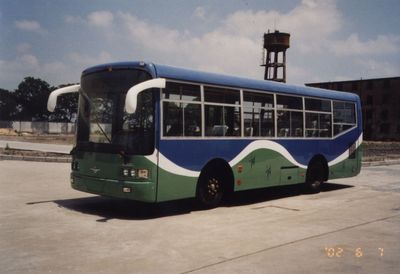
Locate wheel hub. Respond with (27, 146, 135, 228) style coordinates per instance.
(207, 178, 220, 196)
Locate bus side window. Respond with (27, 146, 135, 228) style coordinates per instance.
(203, 86, 241, 137)
(163, 102, 183, 136)
(205, 106, 240, 137)
(162, 82, 201, 137)
(333, 101, 356, 136)
(183, 103, 201, 136)
(243, 91, 274, 137)
(278, 110, 303, 137)
(305, 98, 332, 138)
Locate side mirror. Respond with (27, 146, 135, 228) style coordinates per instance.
(125, 78, 166, 114)
(47, 84, 80, 112)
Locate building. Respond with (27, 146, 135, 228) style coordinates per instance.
(306, 77, 400, 141)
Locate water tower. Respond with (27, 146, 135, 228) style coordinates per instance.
(261, 30, 290, 82)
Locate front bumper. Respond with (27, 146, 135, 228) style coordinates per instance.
(71, 173, 157, 202)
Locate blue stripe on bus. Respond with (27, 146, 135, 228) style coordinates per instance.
(158, 128, 360, 171)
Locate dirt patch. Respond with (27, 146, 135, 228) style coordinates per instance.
(0, 147, 70, 159)
(0, 134, 74, 145)
(0, 128, 18, 136)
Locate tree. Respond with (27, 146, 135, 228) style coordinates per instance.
(13, 77, 52, 121)
(2, 77, 78, 122)
(49, 84, 79, 122)
(0, 88, 17, 121)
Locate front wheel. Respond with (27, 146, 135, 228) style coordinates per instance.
(304, 161, 324, 193)
(196, 172, 223, 208)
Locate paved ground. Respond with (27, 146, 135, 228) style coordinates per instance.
(0, 160, 399, 274)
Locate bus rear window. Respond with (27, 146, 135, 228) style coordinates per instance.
(333, 101, 356, 135)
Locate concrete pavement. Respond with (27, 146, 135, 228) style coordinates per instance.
(0, 161, 399, 273)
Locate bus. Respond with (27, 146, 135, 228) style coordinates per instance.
(47, 61, 362, 208)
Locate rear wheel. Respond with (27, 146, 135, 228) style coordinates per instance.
(196, 172, 223, 208)
(305, 161, 324, 193)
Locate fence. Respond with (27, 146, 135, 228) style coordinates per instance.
(0, 121, 75, 134)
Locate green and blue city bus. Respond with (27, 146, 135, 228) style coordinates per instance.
(48, 61, 362, 207)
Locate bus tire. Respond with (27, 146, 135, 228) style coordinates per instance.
(304, 160, 325, 193)
(196, 170, 224, 208)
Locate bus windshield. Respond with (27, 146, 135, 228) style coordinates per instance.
(76, 69, 154, 155)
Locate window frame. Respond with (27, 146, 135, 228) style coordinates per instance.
(160, 79, 358, 140)
(304, 97, 333, 139)
(276, 94, 305, 138)
(161, 80, 203, 138)
(202, 85, 242, 137)
(242, 90, 275, 138)
(332, 100, 358, 137)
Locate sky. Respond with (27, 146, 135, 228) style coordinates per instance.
(1, 0, 399, 90)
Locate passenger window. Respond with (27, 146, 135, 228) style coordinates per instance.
(204, 86, 240, 105)
(205, 105, 241, 137)
(305, 98, 331, 112)
(243, 91, 274, 137)
(305, 113, 332, 137)
(277, 95, 302, 110)
(243, 107, 274, 137)
(162, 82, 202, 137)
(243, 92, 274, 108)
(183, 104, 201, 136)
(162, 82, 200, 101)
(333, 102, 356, 124)
(277, 110, 303, 137)
(163, 102, 183, 136)
(163, 102, 202, 137)
(333, 101, 356, 135)
(204, 86, 241, 137)
(334, 124, 354, 135)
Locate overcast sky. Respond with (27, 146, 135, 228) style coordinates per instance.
(1, 0, 399, 90)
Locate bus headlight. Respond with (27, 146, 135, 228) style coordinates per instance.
(122, 168, 149, 179)
(123, 169, 129, 176)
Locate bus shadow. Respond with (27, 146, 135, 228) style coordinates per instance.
(52, 196, 195, 221)
(47, 182, 353, 221)
(222, 182, 353, 207)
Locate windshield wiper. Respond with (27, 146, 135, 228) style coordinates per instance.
(80, 89, 112, 144)
(80, 89, 130, 163)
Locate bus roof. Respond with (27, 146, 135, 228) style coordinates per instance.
(82, 61, 359, 102)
